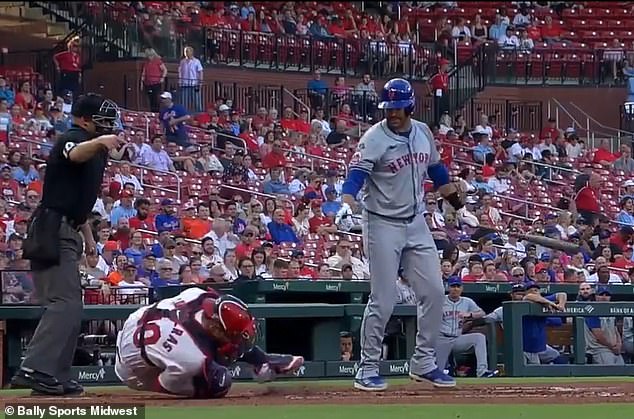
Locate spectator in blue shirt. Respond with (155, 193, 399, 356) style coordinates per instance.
(12, 155, 39, 186)
(321, 186, 342, 217)
(155, 199, 180, 233)
(268, 209, 300, 244)
(110, 190, 137, 226)
(136, 254, 160, 285)
(263, 167, 291, 196)
(0, 76, 15, 106)
(152, 259, 181, 288)
(158, 91, 191, 147)
(489, 14, 508, 41)
(307, 70, 328, 109)
(472, 131, 495, 164)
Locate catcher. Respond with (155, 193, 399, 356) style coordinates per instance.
(115, 287, 304, 398)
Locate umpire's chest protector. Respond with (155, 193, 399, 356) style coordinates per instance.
(357, 120, 439, 219)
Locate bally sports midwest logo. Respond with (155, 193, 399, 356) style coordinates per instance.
(77, 367, 107, 382)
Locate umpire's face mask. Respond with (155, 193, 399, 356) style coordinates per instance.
(92, 99, 121, 135)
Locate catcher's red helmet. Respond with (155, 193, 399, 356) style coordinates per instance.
(202, 295, 256, 350)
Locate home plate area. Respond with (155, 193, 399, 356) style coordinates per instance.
(5, 382, 634, 406)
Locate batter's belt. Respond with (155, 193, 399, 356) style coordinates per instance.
(365, 209, 418, 224)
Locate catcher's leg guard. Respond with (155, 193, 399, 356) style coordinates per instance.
(266, 354, 304, 374)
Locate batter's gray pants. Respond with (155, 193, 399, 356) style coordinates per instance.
(356, 212, 444, 380)
(21, 219, 84, 382)
(435, 333, 489, 377)
(524, 345, 560, 364)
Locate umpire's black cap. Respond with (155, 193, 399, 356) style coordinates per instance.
(511, 284, 525, 293)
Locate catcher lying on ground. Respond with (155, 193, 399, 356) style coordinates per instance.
(115, 287, 304, 398)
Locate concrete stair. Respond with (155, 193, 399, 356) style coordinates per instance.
(0, 2, 69, 41)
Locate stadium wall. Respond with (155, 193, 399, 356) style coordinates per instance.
(477, 86, 625, 130)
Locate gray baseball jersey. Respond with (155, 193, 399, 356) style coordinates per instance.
(349, 119, 440, 219)
(440, 296, 483, 337)
(584, 317, 619, 354)
(352, 117, 446, 380)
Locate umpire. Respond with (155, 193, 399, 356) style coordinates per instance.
(11, 93, 122, 396)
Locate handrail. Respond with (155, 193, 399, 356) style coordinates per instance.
(495, 193, 562, 214)
(218, 184, 295, 215)
(283, 88, 311, 122)
(280, 148, 348, 177)
(551, 99, 621, 143)
(569, 101, 634, 141)
(107, 160, 182, 201)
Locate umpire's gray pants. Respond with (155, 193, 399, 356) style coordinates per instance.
(435, 333, 489, 377)
(22, 219, 83, 382)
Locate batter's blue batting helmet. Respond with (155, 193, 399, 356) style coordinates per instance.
(378, 78, 415, 113)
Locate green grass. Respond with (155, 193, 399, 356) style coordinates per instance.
(142, 405, 634, 419)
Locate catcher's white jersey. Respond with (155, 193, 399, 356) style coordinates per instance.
(115, 287, 211, 397)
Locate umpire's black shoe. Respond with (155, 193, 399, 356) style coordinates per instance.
(31, 380, 85, 397)
(10, 368, 64, 395)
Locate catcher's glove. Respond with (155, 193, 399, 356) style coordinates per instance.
(437, 182, 465, 211)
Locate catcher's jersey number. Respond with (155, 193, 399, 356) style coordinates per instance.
(133, 322, 184, 352)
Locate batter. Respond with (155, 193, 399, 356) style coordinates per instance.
(342, 78, 463, 391)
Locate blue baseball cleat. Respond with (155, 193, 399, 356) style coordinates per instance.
(409, 368, 456, 388)
(353, 375, 388, 391)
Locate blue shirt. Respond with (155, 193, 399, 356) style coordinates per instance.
(321, 201, 342, 217)
(155, 213, 180, 232)
(159, 104, 189, 138)
(617, 211, 634, 226)
(263, 180, 290, 195)
(150, 243, 164, 259)
(149, 275, 181, 289)
(110, 205, 137, 226)
(0, 88, 15, 106)
(12, 167, 39, 186)
(489, 23, 508, 41)
(233, 218, 247, 235)
(307, 79, 328, 95)
(124, 247, 146, 267)
(522, 294, 556, 353)
(473, 144, 494, 163)
(267, 221, 300, 244)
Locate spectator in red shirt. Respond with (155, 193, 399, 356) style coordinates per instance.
(610, 226, 634, 253)
(234, 225, 261, 260)
(540, 117, 559, 141)
(129, 197, 156, 234)
(540, 15, 562, 43)
(14, 81, 35, 112)
(241, 11, 258, 31)
(295, 109, 311, 134)
(239, 119, 260, 154)
(53, 36, 82, 96)
(252, 107, 269, 130)
(140, 48, 167, 112)
(0, 165, 19, 201)
(308, 200, 337, 235)
(290, 249, 316, 278)
(10, 104, 25, 127)
(593, 139, 617, 166)
(461, 259, 484, 282)
(328, 17, 347, 38)
(262, 139, 287, 169)
(574, 172, 602, 222)
(280, 107, 298, 131)
(194, 106, 219, 129)
(428, 58, 450, 123)
(337, 104, 356, 128)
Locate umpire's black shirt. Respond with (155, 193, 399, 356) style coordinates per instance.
(40, 125, 108, 226)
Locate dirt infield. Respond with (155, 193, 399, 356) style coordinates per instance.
(4, 381, 634, 406)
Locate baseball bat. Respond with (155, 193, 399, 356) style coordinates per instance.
(520, 234, 581, 254)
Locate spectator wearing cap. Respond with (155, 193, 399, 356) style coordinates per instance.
(159, 92, 191, 147)
(0, 164, 19, 200)
(290, 249, 315, 278)
(309, 200, 337, 235)
(234, 225, 261, 260)
(136, 254, 159, 285)
(621, 179, 634, 201)
(154, 199, 180, 233)
(110, 190, 137, 226)
(584, 286, 625, 365)
(263, 166, 290, 196)
(267, 209, 300, 245)
(428, 58, 450, 124)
